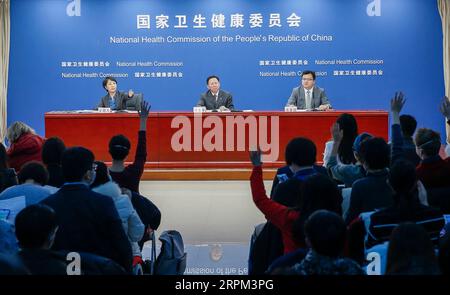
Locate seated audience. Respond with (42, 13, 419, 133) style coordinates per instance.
(345, 137, 393, 224)
(326, 125, 372, 187)
(250, 148, 342, 254)
(398, 114, 421, 166)
(386, 222, 440, 275)
(91, 161, 145, 258)
(40, 147, 132, 272)
(6, 121, 45, 172)
(271, 137, 328, 207)
(0, 161, 53, 206)
(251, 138, 325, 274)
(109, 101, 150, 193)
(290, 210, 364, 275)
(367, 160, 445, 248)
(271, 137, 328, 198)
(414, 127, 450, 189)
(323, 113, 358, 167)
(14, 204, 67, 275)
(0, 144, 18, 193)
(42, 137, 66, 188)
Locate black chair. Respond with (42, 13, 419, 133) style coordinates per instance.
(427, 186, 450, 214)
(126, 93, 143, 111)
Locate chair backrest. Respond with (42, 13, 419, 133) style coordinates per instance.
(125, 93, 143, 111)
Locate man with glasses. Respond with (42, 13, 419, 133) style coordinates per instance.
(41, 147, 132, 272)
(286, 70, 331, 110)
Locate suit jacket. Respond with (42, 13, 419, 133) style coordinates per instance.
(98, 91, 130, 110)
(286, 86, 330, 109)
(40, 183, 132, 272)
(196, 89, 234, 110)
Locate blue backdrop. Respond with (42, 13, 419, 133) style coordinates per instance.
(7, 0, 445, 139)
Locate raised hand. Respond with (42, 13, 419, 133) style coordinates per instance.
(390, 91, 405, 114)
(139, 100, 151, 119)
(331, 122, 343, 143)
(249, 149, 262, 166)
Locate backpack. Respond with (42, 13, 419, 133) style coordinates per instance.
(153, 230, 187, 275)
(248, 222, 284, 275)
(131, 192, 161, 249)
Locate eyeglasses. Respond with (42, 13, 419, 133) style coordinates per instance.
(302, 78, 314, 81)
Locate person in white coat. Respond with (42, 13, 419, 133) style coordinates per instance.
(91, 161, 144, 257)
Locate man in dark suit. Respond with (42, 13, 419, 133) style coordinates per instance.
(97, 76, 134, 110)
(196, 75, 234, 111)
(41, 147, 132, 272)
(286, 70, 331, 110)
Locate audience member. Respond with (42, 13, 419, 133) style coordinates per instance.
(109, 101, 150, 193)
(250, 149, 342, 253)
(42, 137, 66, 188)
(414, 128, 450, 189)
(323, 113, 358, 166)
(41, 147, 132, 272)
(326, 124, 372, 187)
(398, 114, 421, 166)
(271, 137, 327, 207)
(0, 161, 52, 206)
(290, 210, 364, 275)
(345, 137, 393, 224)
(14, 204, 67, 275)
(6, 121, 45, 172)
(0, 144, 18, 193)
(386, 222, 440, 275)
(91, 161, 145, 258)
(271, 137, 328, 198)
(367, 160, 444, 248)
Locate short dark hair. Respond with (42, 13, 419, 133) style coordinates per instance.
(108, 135, 131, 160)
(304, 210, 346, 257)
(285, 137, 317, 166)
(206, 75, 220, 85)
(415, 128, 441, 157)
(62, 147, 94, 182)
(42, 137, 66, 165)
(292, 174, 343, 244)
(359, 137, 390, 170)
(18, 161, 49, 185)
(15, 204, 57, 249)
(301, 70, 316, 80)
(102, 76, 117, 90)
(389, 160, 417, 202)
(399, 115, 417, 138)
(90, 161, 109, 188)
